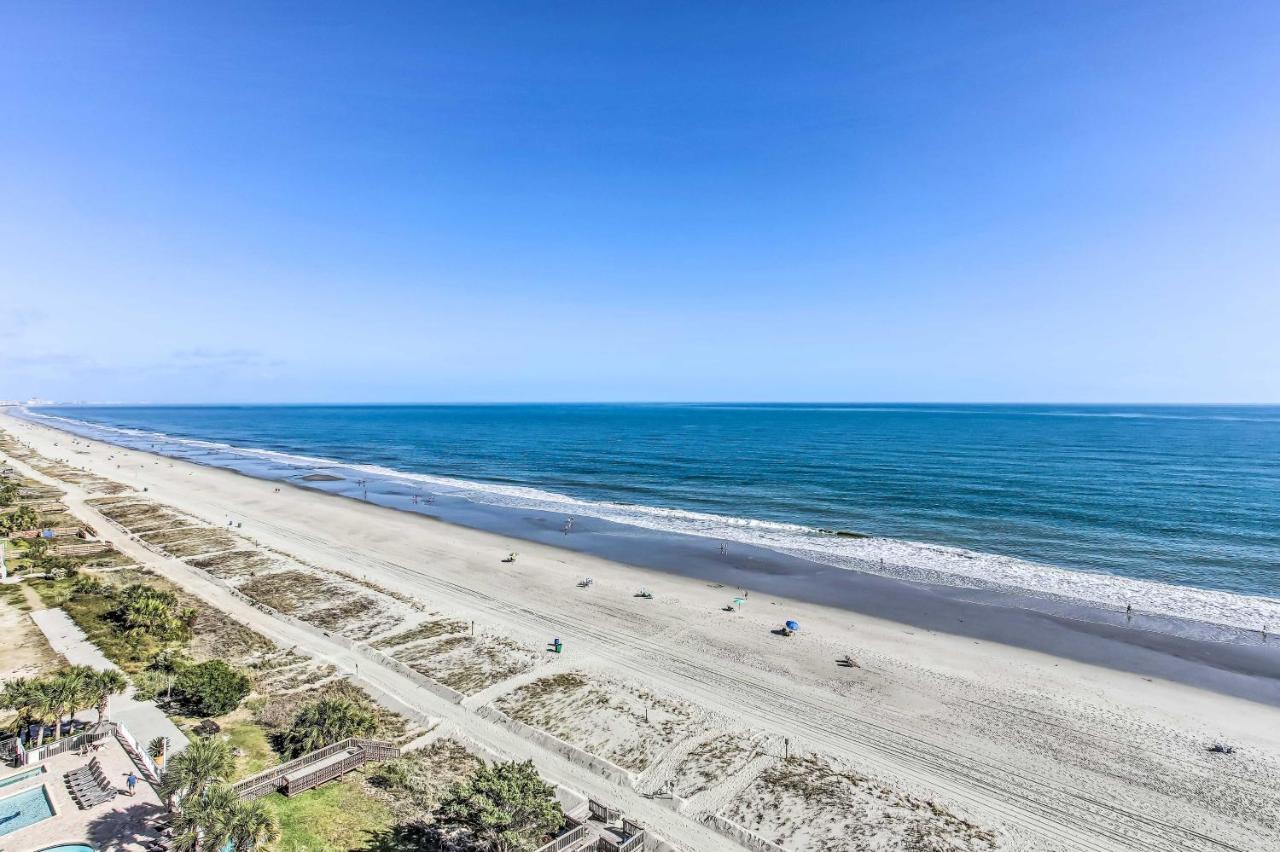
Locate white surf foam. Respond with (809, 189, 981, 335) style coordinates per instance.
(20, 407, 1280, 633)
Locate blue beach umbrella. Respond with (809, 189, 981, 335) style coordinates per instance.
(785, 620, 800, 632)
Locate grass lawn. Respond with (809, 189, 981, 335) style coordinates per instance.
(223, 713, 278, 777)
(263, 772, 396, 852)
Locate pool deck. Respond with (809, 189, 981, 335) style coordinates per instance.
(0, 737, 164, 852)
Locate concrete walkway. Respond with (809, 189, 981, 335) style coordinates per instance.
(30, 607, 189, 756)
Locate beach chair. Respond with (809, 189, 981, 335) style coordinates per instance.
(79, 785, 117, 808)
(65, 767, 100, 795)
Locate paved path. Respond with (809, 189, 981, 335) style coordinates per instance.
(30, 607, 189, 756)
(9, 457, 737, 850)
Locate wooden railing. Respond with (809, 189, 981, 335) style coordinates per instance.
(588, 798, 621, 824)
(22, 727, 112, 764)
(232, 738, 399, 800)
(605, 832, 645, 852)
(351, 738, 400, 760)
(533, 824, 588, 852)
(284, 750, 364, 796)
(232, 739, 356, 794)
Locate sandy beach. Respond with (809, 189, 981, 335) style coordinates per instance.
(4, 408, 1280, 851)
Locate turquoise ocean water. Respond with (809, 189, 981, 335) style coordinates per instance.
(24, 404, 1280, 630)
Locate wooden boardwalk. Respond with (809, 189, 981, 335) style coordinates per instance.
(232, 737, 399, 800)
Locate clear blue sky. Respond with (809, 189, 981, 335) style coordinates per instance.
(2, 2, 1278, 403)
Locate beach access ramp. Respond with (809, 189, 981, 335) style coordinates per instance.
(232, 737, 399, 799)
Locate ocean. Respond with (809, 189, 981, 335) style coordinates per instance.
(21, 403, 1280, 633)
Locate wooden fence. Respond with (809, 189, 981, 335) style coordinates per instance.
(533, 824, 589, 852)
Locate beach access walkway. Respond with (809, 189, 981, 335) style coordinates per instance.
(231, 737, 399, 800)
(30, 607, 189, 757)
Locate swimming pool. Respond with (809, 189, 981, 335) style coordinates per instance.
(39, 845, 95, 852)
(0, 765, 46, 788)
(0, 784, 54, 836)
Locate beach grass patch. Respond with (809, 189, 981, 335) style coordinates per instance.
(722, 754, 998, 851)
(372, 618, 468, 649)
(399, 634, 541, 696)
(496, 672, 702, 772)
(263, 771, 395, 852)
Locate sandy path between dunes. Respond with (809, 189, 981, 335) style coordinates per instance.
(5, 410, 1280, 852)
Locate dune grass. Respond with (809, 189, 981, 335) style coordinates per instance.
(262, 772, 395, 852)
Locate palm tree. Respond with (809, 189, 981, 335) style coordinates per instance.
(85, 668, 128, 722)
(159, 736, 236, 809)
(223, 796, 279, 852)
(125, 595, 177, 637)
(0, 678, 36, 740)
(23, 680, 57, 747)
(168, 783, 236, 852)
(26, 536, 49, 560)
(282, 696, 377, 758)
(168, 782, 278, 852)
(47, 666, 92, 740)
(151, 649, 191, 701)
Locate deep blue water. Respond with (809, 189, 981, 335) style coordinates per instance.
(31, 403, 1280, 603)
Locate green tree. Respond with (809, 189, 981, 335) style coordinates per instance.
(0, 678, 39, 740)
(26, 680, 57, 747)
(437, 760, 565, 852)
(47, 666, 92, 740)
(282, 696, 377, 758)
(173, 660, 250, 716)
(2, 505, 40, 533)
(0, 481, 19, 506)
(169, 782, 278, 852)
(150, 648, 191, 701)
(159, 735, 236, 808)
(85, 668, 128, 722)
(218, 788, 280, 852)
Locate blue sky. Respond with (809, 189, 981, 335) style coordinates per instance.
(2, 2, 1278, 403)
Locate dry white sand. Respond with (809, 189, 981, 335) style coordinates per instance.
(4, 410, 1280, 852)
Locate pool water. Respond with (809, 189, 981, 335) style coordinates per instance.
(0, 784, 54, 836)
(0, 766, 45, 788)
(40, 846, 96, 852)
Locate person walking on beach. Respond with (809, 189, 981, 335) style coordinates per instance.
(126, 771, 138, 796)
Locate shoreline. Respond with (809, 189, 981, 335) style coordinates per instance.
(19, 405, 1280, 637)
(7, 406, 1280, 705)
(6, 407, 1280, 849)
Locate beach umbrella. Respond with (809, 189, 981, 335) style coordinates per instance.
(785, 620, 800, 632)
(733, 597, 745, 610)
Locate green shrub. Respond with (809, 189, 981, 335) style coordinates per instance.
(438, 760, 564, 851)
(282, 697, 377, 758)
(130, 669, 169, 703)
(174, 660, 250, 717)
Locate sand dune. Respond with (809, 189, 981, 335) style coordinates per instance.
(4, 409, 1279, 851)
